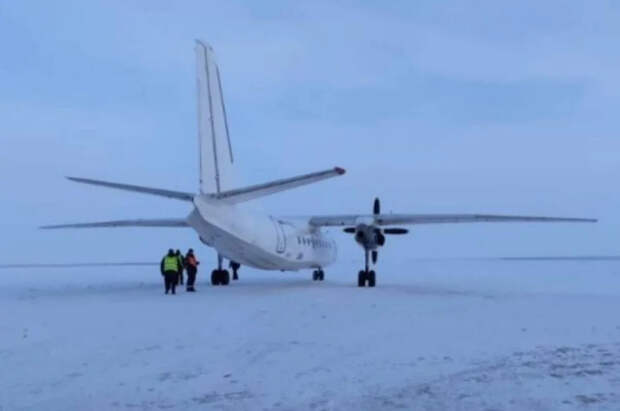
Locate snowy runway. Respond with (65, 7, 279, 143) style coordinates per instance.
(2, 259, 620, 410)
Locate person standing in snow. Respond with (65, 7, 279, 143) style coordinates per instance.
(175, 249, 185, 285)
(185, 249, 200, 292)
(161, 249, 180, 295)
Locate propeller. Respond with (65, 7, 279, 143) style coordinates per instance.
(374, 197, 380, 215)
(376, 197, 409, 235)
(341, 198, 411, 271)
(342, 198, 408, 244)
(384, 228, 409, 235)
(375, 228, 386, 246)
(373, 199, 382, 264)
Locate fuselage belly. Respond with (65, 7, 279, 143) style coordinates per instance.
(187, 197, 337, 271)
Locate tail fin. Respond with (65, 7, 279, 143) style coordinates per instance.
(195, 40, 236, 194)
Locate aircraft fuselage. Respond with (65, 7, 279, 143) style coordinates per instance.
(187, 195, 337, 271)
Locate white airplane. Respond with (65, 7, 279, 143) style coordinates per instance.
(43, 40, 597, 287)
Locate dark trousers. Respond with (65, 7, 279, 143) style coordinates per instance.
(178, 269, 184, 285)
(164, 271, 177, 294)
(186, 266, 197, 290)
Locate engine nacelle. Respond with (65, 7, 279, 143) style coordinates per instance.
(354, 224, 385, 250)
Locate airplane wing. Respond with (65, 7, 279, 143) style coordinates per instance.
(41, 218, 189, 229)
(309, 214, 597, 227)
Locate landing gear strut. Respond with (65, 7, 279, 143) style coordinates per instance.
(357, 250, 376, 288)
(230, 261, 241, 281)
(211, 254, 231, 286)
(312, 268, 325, 281)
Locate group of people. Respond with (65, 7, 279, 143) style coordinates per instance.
(160, 249, 200, 294)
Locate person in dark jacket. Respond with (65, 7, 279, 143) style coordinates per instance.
(185, 249, 200, 292)
(161, 249, 180, 295)
(175, 249, 185, 285)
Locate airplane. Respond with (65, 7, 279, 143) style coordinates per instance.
(42, 40, 597, 288)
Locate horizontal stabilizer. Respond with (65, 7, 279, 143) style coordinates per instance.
(41, 218, 189, 229)
(67, 177, 194, 202)
(310, 214, 597, 227)
(210, 167, 346, 203)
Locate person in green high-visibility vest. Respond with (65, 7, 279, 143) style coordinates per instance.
(160, 249, 180, 295)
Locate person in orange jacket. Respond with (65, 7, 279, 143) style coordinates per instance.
(185, 249, 200, 292)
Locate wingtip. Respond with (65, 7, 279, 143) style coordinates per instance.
(334, 167, 346, 175)
(578, 218, 598, 223)
(576, 218, 597, 223)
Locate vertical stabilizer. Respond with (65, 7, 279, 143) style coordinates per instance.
(195, 40, 236, 194)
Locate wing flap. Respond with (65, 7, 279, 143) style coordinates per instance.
(41, 218, 189, 229)
(310, 214, 597, 227)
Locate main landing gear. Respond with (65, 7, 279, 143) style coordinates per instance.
(211, 255, 230, 286)
(358, 250, 376, 287)
(312, 269, 325, 281)
(230, 261, 241, 281)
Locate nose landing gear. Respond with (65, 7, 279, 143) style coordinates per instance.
(312, 269, 325, 281)
(357, 249, 376, 288)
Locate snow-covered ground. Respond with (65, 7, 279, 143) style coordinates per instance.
(2, 258, 620, 410)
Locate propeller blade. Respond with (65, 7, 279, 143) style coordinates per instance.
(372, 250, 378, 264)
(384, 228, 409, 235)
(343, 227, 356, 234)
(374, 197, 381, 215)
(377, 232, 386, 246)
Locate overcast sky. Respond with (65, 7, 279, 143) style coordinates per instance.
(0, 1, 617, 266)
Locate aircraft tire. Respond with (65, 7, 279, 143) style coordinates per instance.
(312, 270, 318, 281)
(211, 270, 220, 286)
(368, 271, 376, 287)
(318, 270, 325, 281)
(358, 271, 367, 287)
(221, 270, 230, 285)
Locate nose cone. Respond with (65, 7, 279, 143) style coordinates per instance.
(354, 224, 383, 250)
(355, 230, 365, 242)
